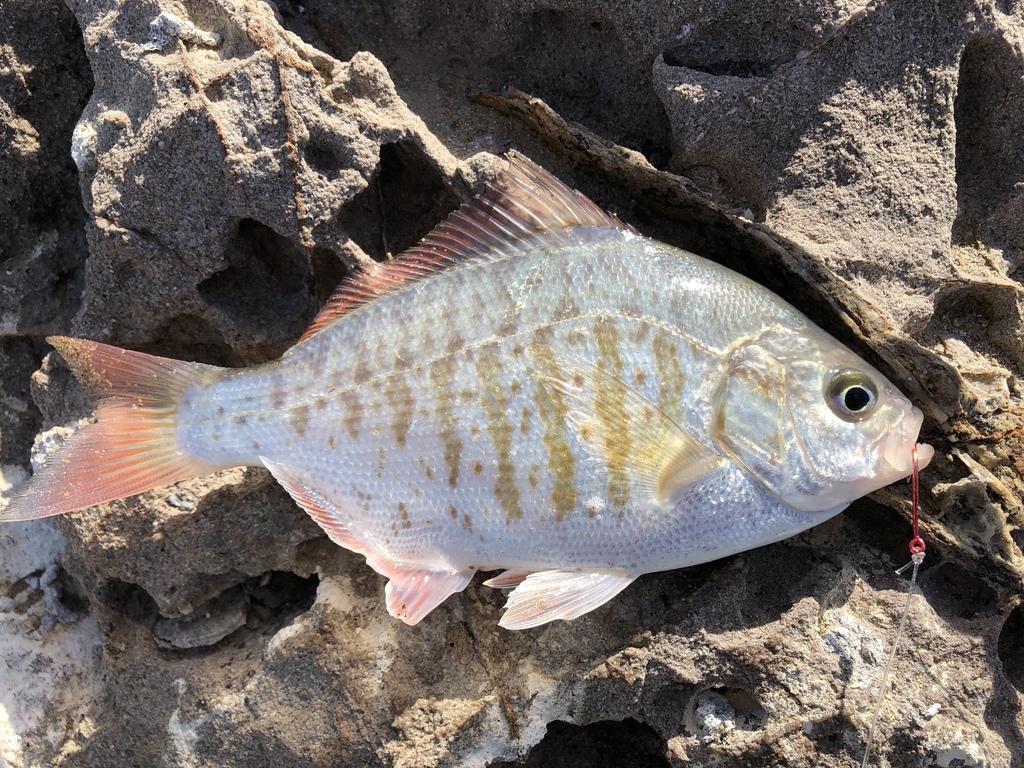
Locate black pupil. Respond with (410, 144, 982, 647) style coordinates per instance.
(843, 386, 871, 412)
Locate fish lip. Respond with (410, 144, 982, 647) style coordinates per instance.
(915, 442, 935, 470)
(881, 406, 933, 475)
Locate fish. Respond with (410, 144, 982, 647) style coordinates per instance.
(0, 153, 934, 630)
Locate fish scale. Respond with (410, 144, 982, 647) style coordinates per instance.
(1, 153, 933, 629)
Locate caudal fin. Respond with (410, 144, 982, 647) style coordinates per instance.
(1, 337, 223, 522)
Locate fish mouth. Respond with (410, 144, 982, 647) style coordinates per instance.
(881, 406, 934, 475)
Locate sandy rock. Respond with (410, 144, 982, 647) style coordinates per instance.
(68, 0, 459, 358)
(0, 1, 91, 338)
(1, 0, 1023, 766)
(0, 516, 103, 768)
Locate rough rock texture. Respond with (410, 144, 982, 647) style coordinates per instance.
(1, 0, 1024, 766)
(66, 0, 459, 360)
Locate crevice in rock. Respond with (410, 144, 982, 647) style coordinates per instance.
(302, 122, 353, 180)
(377, 140, 461, 256)
(310, 245, 349, 307)
(983, 679, 1024, 764)
(335, 139, 459, 262)
(998, 602, 1024, 693)
(0, 0, 92, 335)
(682, 686, 767, 746)
(660, 52, 785, 79)
(203, 78, 229, 103)
(51, 565, 90, 620)
(1011, 526, 1024, 561)
(0, 337, 46, 468)
(918, 561, 997, 621)
(797, 714, 867, 762)
(710, 687, 766, 732)
(98, 579, 160, 622)
(246, 570, 319, 629)
(146, 312, 238, 367)
(197, 218, 318, 351)
(951, 33, 1024, 251)
(640, 679, 694, 740)
(489, 718, 669, 768)
(154, 571, 318, 653)
(502, 9, 672, 167)
(844, 499, 920, 574)
(926, 282, 1024, 374)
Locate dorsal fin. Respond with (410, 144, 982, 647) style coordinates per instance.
(298, 151, 636, 342)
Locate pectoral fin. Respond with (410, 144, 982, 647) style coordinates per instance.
(499, 569, 636, 630)
(533, 350, 722, 504)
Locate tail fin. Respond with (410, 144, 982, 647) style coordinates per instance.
(1, 337, 223, 522)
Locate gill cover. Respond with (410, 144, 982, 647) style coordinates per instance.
(712, 326, 927, 513)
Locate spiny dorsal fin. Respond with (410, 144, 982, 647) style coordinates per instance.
(298, 152, 636, 342)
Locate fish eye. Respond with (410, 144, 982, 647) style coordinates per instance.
(825, 370, 878, 421)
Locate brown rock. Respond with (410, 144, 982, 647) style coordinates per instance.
(1, 0, 1022, 766)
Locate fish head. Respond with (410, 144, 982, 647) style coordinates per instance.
(715, 326, 933, 513)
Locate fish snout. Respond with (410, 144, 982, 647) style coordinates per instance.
(914, 442, 935, 470)
(880, 405, 932, 475)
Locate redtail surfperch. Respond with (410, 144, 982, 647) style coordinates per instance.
(1, 154, 933, 629)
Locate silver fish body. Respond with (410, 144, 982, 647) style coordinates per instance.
(2, 155, 933, 629)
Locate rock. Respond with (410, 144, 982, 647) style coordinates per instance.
(0, 516, 103, 767)
(1, 0, 1023, 766)
(68, 0, 459, 359)
(0, 1, 91, 338)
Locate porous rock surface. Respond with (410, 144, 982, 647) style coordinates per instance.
(1, 0, 1023, 766)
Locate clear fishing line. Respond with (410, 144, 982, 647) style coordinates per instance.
(861, 444, 923, 768)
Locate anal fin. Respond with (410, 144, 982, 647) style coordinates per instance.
(384, 566, 474, 625)
(261, 456, 472, 625)
(499, 569, 636, 630)
(260, 456, 371, 557)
